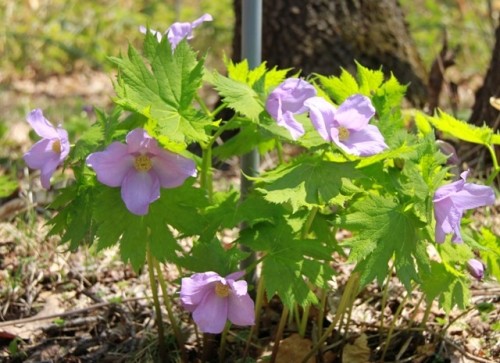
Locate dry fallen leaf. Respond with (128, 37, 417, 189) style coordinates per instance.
(4, 293, 63, 340)
(342, 333, 371, 363)
(276, 333, 315, 363)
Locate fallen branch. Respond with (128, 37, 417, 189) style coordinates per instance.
(0, 296, 149, 329)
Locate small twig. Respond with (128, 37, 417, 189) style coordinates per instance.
(0, 296, 148, 329)
(270, 306, 289, 363)
(443, 336, 497, 363)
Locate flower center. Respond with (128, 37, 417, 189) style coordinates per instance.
(338, 127, 350, 141)
(134, 155, 152, 172)
(51, 139, 62, 154)
(214, 282, 230, 297)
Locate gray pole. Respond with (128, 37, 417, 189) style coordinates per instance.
(240, 0, 262, 282)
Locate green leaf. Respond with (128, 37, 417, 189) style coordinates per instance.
(356, 143, 417, 168)
(315, 70, 359, 104)
(479, 228, 500, 281)
(47, 183, 97, 250)
(178, 238, 248, 276)
(256, 155, 364, 211)
(429, 110, 493, 145)
(240, 221, 333, 307)
(0, 174, 18, 198)
(110, 35, 209, 144)
(207, 70, 264, 121)
(92, 181, 206, 271)
(356, 62, 384, 95)
(414, 111, 433, 136)
(340, 195, 427, 289)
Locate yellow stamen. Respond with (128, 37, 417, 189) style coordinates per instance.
(51, 139, 62, 154)
(134, 155, 152, 172)
(338, 127, 350, 141)
(215, 282, 230, 297)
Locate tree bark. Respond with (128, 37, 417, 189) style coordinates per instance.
(469, 20, 500, 129)
(232, 0, 428, 105)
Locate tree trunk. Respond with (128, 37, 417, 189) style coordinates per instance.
(469, 20, 500, 129)
(232, 0, 428, 105)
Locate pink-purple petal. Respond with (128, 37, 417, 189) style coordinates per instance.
(180, 273, 221, 311)
(334, 94, 375, 130)
(24, 139, 55, 169)
(192, 292, 228, 334)
(343, 125, 388, 156)
(126, 128, 156, 154)
(191, 13, 213, 28)
(452, 184, 496, 210)
(120, 170, 160, 215)
(86, 143, 133, 187)
(40, 156, 62, 189)
(434, 198, 463, 243)
(225, 271, 246, 281)
(303, 96, 336, 141)
(26, 109, 60, 139)
(279, 111, 305, 140)
(227, 293, 255, 326)
(151, 151, 197, 188)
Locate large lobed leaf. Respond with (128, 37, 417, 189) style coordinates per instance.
(255, 155, 364, 212)
(110, 33, 210, 144)
(339, 194, 429, 290)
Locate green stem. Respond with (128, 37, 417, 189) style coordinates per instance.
(486, 144, 500, 185)
(210, 101, 229, 119)
(302, 207, 318, 239)
(153, 258, 185, 359)
(146, 246, 167, 362)
(379, 262, 394, 333)
(243, 274, 265, 359)
(301, 272, 360, 363)
(275, 137, 285, 164)
(219, 321, 231, 362)
(317, 288, 327, 342)
(299, 304, 310, 338)
(200, 145, 214, 202)
(270, 306, 289, 363)
(381, 292, 409, 361)
(419, 300, 433, 329)
(195, 94, 212, 116)
(199, 116, 237, 202)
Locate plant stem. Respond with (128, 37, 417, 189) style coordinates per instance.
(317, 288, 327, 343)
(275, 137, 285, 164)
(302, 207, 318, 239)
(243, 274, 265, 359)
(219, 321, 231, 362)
(301, 272, 360, 363)
(379, 262, 394, 333)
(153, 258, 185, 360)
(299, 304, 310, 338)
(486, 144, 500, 185)
(381, 291, 409, 361)
(146, 246, 167, 362)
(270, 306, 289, 363)
(200, 145, 213, 202)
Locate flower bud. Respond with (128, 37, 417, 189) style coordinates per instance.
(467, 259, 485, 280)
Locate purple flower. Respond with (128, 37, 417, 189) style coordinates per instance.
(266, 78, 317, 139)
(180, 271, 255, 334)
(23, 109, 70, 189)
(86, 128, 197, 216)
(139, 13, 213, 49)
(303, 95, 388, 156)
(466, 259, 485, 280)
(433, 170, 495, 243)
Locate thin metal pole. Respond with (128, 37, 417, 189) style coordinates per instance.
(240, 0, 262, 282)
